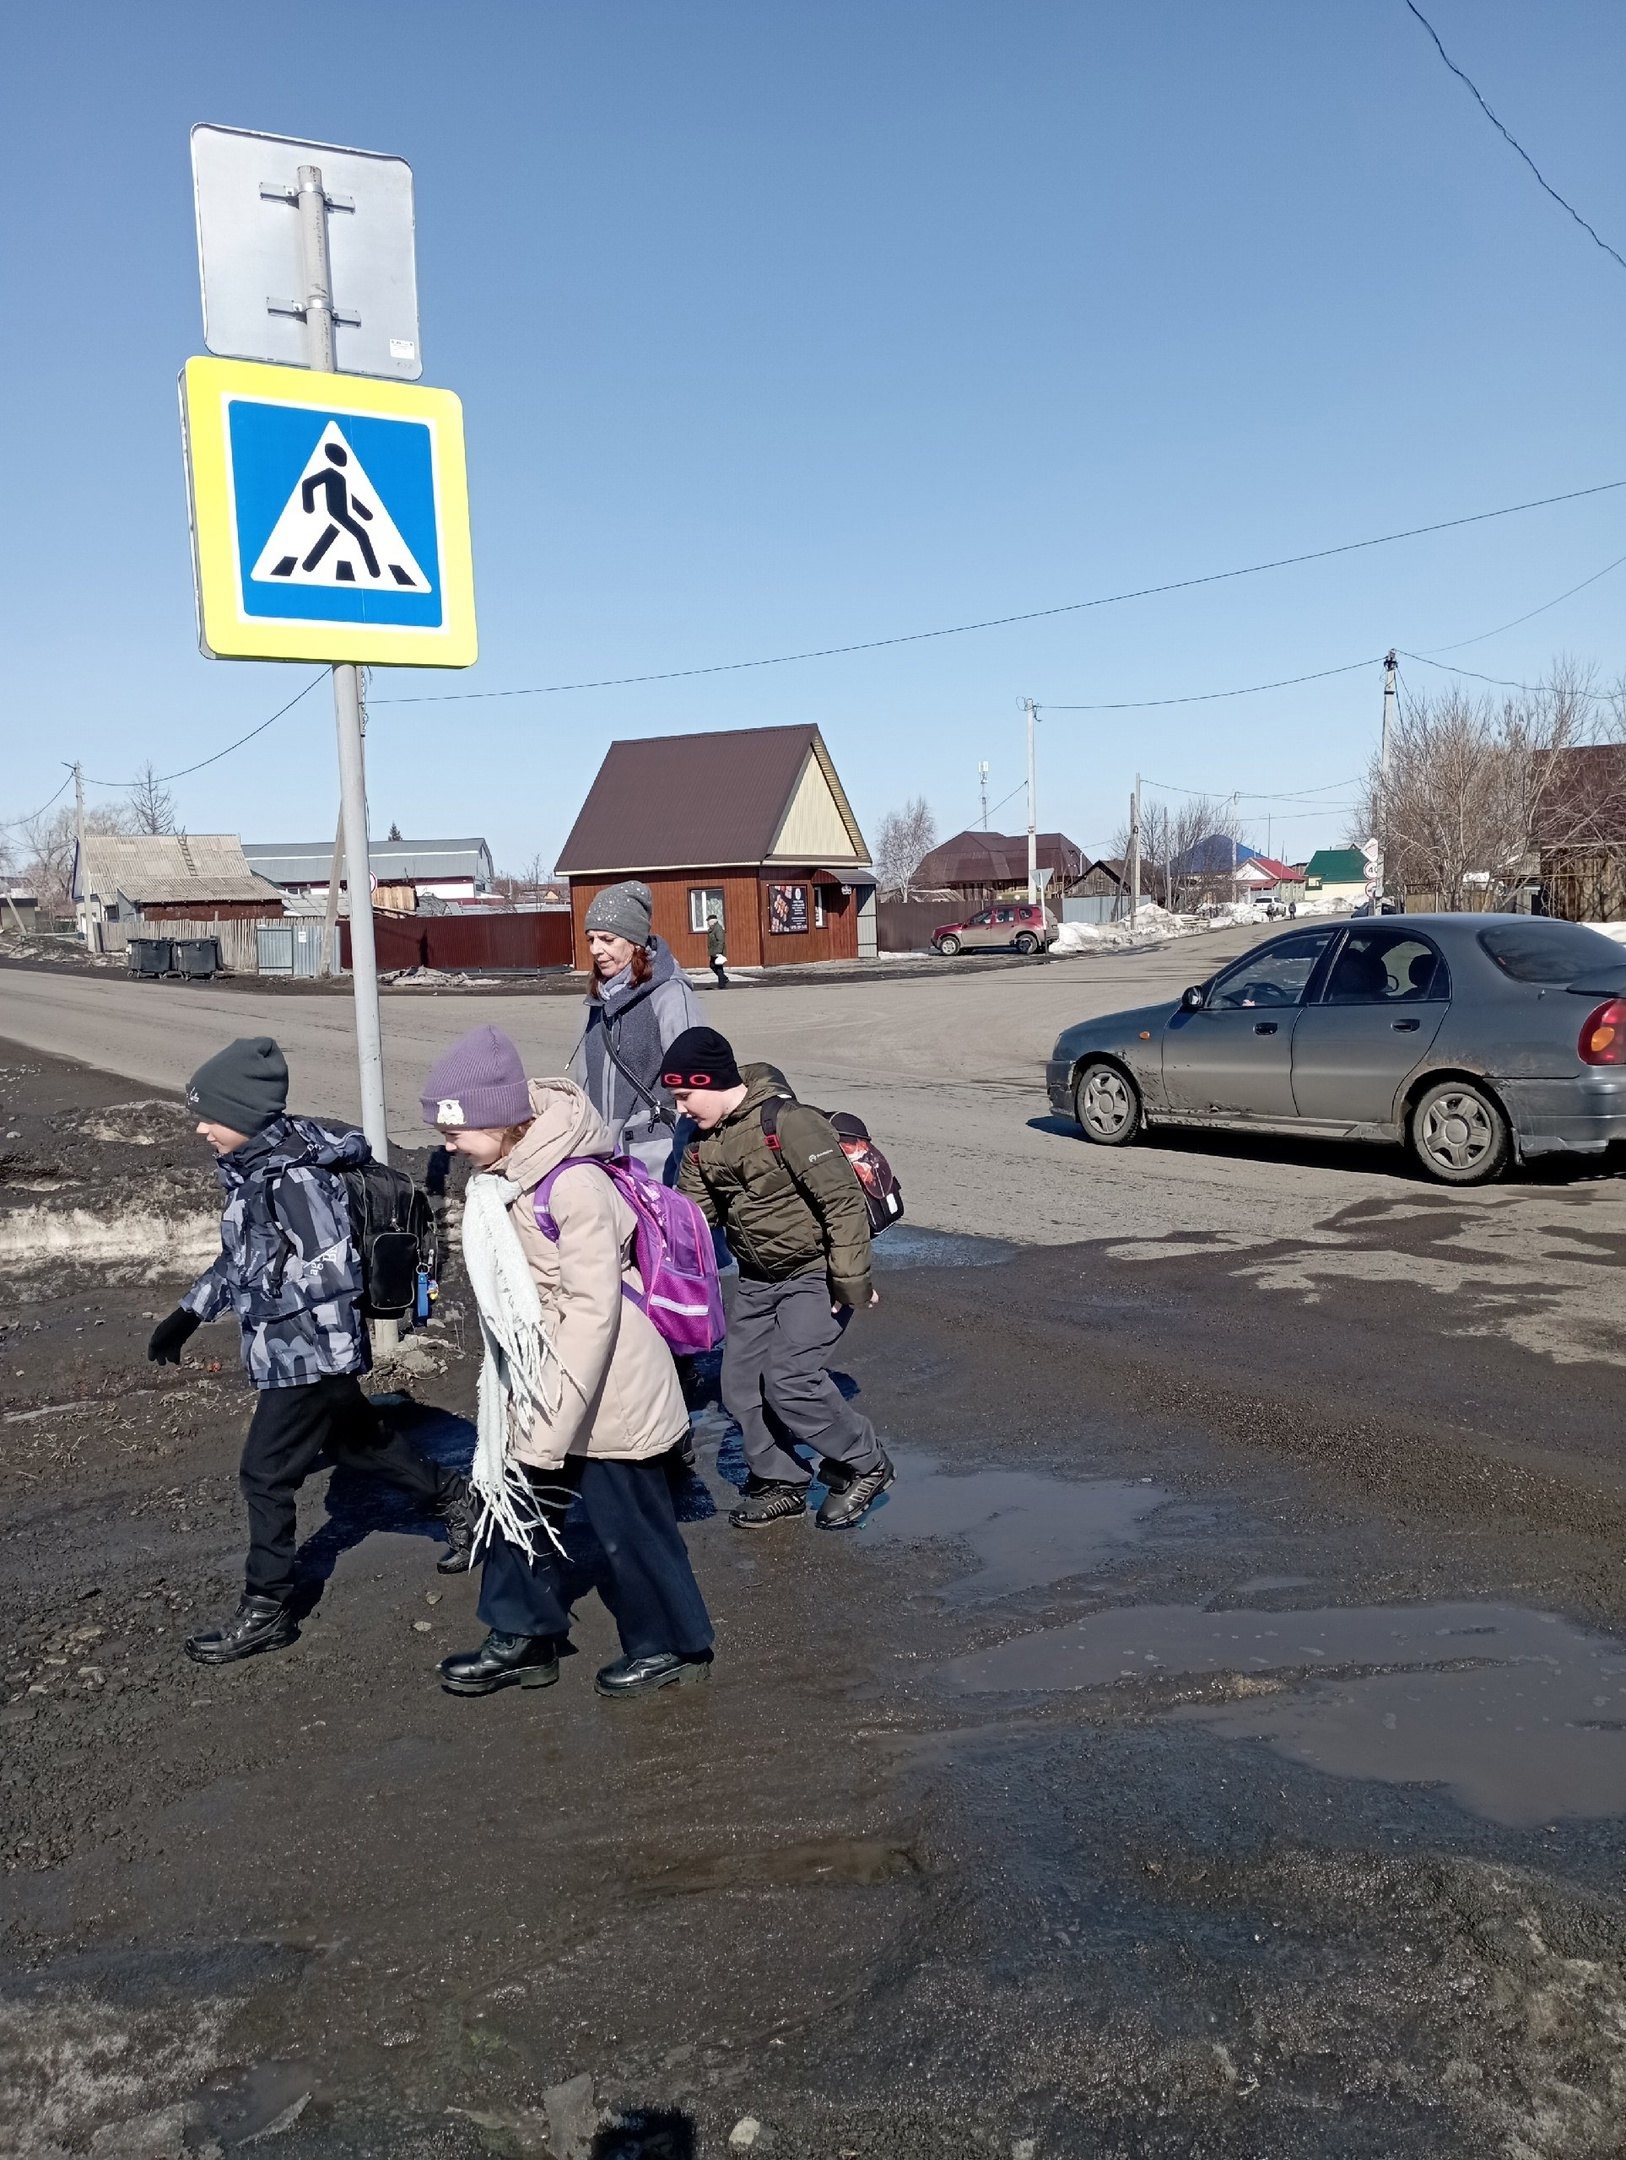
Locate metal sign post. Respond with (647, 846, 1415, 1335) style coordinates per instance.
(289, 162, 395, 1346)
(186, 127, 477, 1354)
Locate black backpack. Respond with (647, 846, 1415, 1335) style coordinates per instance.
(292, 1127, 438, 1321)
(759, 1096, 904, 1238)
(341, 1156, 438, 1319)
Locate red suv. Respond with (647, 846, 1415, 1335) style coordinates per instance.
(932, 901, 1056, 956)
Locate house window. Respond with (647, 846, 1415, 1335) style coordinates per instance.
(814, 887, 825, 929)
(689, 886, 726, 936)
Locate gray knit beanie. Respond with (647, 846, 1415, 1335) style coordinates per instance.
(419, 1026, 532, 1129)
(584, 879, 654, 946)
(187, 1037, 289, 1134)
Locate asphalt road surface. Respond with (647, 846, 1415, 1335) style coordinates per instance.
(3, 933, 1624, 1369)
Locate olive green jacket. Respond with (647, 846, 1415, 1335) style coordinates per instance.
(678, 1064, 873, 1307)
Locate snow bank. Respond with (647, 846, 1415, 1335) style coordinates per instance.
(1585, 922, 1626, 947)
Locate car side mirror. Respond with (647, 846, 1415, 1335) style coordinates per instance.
(1181, 984, 1206, 1011)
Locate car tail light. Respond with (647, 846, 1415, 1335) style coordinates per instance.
(1579, 997, 1626, 1065)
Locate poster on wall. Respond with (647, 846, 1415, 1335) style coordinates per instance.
(768, 883, 809, 934)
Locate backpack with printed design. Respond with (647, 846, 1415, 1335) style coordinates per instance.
(533, 1153, 725, 1355)
(759, 1096, 904, 1238)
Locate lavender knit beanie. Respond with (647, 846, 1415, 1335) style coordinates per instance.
(420, 1027, 532, 1130)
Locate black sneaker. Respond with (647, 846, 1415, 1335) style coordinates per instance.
(439, 1631, 559, 1696)
(595, 1650, 713, 1697)
(436, 1478, 476, 1575)
(816, 1450, 894, 1530)
(184, 1595, 295, 1666)
(728, 1479, 809, 1530)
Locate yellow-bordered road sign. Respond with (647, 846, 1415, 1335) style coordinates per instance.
(180, 356, 476, 666)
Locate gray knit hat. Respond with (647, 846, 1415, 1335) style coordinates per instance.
(187, 1037, 288, 1135)
(420, 1026, 531, 1130)
(584, 879, 654, 946)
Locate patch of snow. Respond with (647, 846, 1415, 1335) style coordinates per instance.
(0, 1206, 216, 1277)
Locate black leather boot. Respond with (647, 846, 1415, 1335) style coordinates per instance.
(595, 1650, 713, 1697)
(184, 1595, 295, 1666)
(436, 1478, 476, 1575)
(439, 1631, 559, 1696)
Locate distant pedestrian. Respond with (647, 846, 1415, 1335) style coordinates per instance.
(668, 1026, 893, 1532)
(421, 1028, 714, 1699)
(571, 880, 704, 1183)
(152, 1037, 472, 1668)
(707, 911, 730, 989)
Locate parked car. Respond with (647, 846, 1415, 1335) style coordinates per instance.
(934, 901, 1056, 957)
(1044, 914, 1626, 1184)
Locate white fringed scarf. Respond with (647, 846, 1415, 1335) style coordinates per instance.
(458, 1171, 575, 1562)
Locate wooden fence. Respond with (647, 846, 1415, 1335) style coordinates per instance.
(102, 915, 283, 972)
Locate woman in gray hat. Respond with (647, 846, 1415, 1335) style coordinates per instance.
(570, 879, 705, 1183)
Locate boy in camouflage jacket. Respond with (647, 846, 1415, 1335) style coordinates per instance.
(148, 1037, 470, 1665)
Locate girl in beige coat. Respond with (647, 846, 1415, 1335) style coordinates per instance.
(420, 1028, 714, 1699)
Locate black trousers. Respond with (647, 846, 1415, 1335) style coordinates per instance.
(477, 1456, 714, 1661)
(240, 1374, 457, 1601)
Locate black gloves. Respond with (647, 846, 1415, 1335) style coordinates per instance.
(147, 1308, 202, 1365)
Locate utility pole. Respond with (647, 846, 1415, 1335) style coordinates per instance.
(979, 761, 990, 830)
(1378, 648, 1398, 899)
(1022, 699, 1040, 904)
(70, 761, 87, 949)
(295, 163, 395, 1348)
(1130, 773, 1142, 928)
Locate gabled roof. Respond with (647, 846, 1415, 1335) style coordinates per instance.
(1171, 833, 1258, 876)
(1304, 847, 1368, 883)
(913, 829, 1087, 888)
(556, 726, 870, 876)
(245, 837, 494, 885)
(74, 833, 280, 908)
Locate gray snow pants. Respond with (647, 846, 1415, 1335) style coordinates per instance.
(722, 1269, 881, 1487)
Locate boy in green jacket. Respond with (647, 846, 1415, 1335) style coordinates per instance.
(669, 1026, 893, 1531)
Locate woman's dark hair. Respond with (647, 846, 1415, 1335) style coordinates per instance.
(590, 941, 652, 1001)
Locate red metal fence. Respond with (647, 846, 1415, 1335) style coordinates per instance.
(340, 909, 575, 973)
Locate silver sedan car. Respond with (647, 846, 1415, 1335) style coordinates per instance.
(1046, 914, 1626, 1184)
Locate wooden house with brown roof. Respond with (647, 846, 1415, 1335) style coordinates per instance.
(556, 725, 875, 969)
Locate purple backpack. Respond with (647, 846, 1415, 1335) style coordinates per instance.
(533, 1154, 725, 1356)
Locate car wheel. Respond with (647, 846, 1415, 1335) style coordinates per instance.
(1074, 1060, 1143, 1147)
(936, 934, 961, 957)
(1014, 932, 1038, 954)
(1408, 1079, 1510, 1185)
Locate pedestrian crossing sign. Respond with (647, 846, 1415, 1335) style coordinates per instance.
(180, 356, 476, 665)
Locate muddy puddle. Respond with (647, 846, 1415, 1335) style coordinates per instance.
(860, 1450, 1171, 1602)
(870, 1224, 1018, 1269)
(954, 1599, 1626, 1825)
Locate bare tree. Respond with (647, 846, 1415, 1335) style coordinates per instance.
(126, 762, 177, 836)
(491, 850, 552, 905)
(16, 802, 131, 911)
(872, 796, 938, 898)
(1353, 660, 1597, 911)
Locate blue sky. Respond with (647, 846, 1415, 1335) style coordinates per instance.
(6, 1, 1626, 872)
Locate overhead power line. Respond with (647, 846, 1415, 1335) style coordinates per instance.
(1403, 0, 1626, 276)
(1036, 543, 1626, 711)
(370, 475, 1626, 708)
(0, 772, 73, 833)
(79, 674, 327, 791)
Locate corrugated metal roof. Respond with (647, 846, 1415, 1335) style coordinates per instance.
(75, 833, 276, 906)
(244, 838, 493, 885)
(555, 726, 869, 875)
(913, 829, 1087, 887)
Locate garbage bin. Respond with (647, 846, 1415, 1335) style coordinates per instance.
(173, 937, 222, 980)
(127, 938, 174, 978)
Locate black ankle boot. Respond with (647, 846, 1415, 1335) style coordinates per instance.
(436, 1478, 476, 1575)
(184, 1595, 295, 1666)
(439, 1631, 559, 1696)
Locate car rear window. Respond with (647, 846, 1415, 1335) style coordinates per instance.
(1477, 921, 1625, 983)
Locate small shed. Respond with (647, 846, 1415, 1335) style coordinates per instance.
(244, 836, 494, 907)
(72, 833, 286, 953)
(556, 725, 875, 968)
